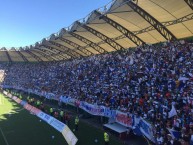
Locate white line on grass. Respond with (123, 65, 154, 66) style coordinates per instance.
(7, 108, 24, 115)
(15, 108, 25, 112)
(0, 127, 9, 145)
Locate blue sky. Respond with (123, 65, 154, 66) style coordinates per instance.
(0, 0, 111, 48)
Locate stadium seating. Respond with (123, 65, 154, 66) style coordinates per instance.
(0, 40, 193, 144)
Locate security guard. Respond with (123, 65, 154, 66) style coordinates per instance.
(104, 131, 109, 145)
(75, 116, 79, 131)
(36, 100, 41, 108)
(60, 110, 64, 122)
(50, 107, 54, 116)
(19, 94, 22, 100)
(27, 96, 30, 102)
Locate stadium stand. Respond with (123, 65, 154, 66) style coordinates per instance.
(1, 40, 193, 144)
(1, 0, 193, 144)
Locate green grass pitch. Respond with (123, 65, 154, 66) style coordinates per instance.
(0, 94, 124, 145)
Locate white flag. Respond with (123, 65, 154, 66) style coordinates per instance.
(168, 105, 177, 118)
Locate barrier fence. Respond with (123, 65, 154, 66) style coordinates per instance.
(2, 85, 181, 143)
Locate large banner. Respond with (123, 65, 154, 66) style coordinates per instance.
(30, 106, 41, 115)
(80, 102, 116, 118)
(62, 126, 78, 145)
(139, 119, 155, 143)
(15, 98, 22, 104)
(49, 118, 66, 132)
(24, 104, 33, 112)
(37, 111, 46, 120)
(80, 102, 105, 116)
(115, 111, 133, 128)
(41, 113, 55, 124)
(60, 97, 116, 118)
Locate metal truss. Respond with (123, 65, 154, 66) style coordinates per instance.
(76, 13, 193, 49)
(37, 47, 61, 61)
(163, 13, 193, 26)
(11, 48, 29, 62)
(5, 51, 12, 62)
(69, 31, 108, 54)
(48, 41, 81, 58)
(16, 50, 29, 62)
(31, 49, 56, 61)
(40, 45, 69, 60)
(184, 0, 193, 10)
(134, 13, 193, 35)
(126, 1, 177, 41)
(94, 10, 145, 46)
(77, 21, 124, 51)
(25, 50, 43, 62)
(59, 37, 94, 56)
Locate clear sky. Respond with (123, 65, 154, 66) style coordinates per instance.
(0, 0, 111, 48)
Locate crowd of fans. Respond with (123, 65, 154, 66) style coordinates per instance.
(0, 40, 193, 145)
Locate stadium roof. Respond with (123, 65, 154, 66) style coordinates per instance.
(1, 0, 193, 62)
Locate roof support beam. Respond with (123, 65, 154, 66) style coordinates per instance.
(48, 41, 81, 58)
(5, 51, 12, 62)
(25, 50, 43, 62)
(16, 50, 29, 62)
(184, 0, 193, 10)
(132, 13, 193, 35)
(34, 47, 61, 60)
(40, 45, 69, 60)
(69, 31, 108, 54)
(94, 10, 145, 46)
(163, 13, 193, 26)
(58, 37, 94, 56)
(125, 0, 177, 41)
(77, 22, 124, 51)
(31, 49, 56, 61)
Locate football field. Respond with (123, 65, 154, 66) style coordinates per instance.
(0, 94, 125, 145)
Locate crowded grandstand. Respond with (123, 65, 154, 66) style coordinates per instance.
(0, 0, 193, 145)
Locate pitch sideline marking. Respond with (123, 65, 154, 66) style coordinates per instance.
(15, 108, 25, 112)
(0, 127, 9, 145)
